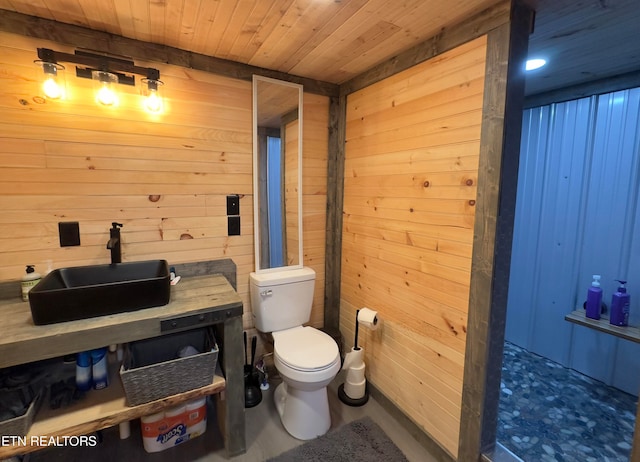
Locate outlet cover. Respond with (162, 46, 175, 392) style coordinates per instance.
(227, 216, 240, 236)
(59, 221, 81, 247)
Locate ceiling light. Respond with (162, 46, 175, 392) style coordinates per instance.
(526, 58, 547, 71)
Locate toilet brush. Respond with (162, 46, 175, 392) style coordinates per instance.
(338, 308, 378, 406)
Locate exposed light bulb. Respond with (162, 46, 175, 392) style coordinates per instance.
(142, 78, 164, 114)
(92, 70, 118, 106)
(42, 77, 62, 99)
(144, 90, 162, 113)
(35, 60, 65, 100)
(96, 84, 117, 106)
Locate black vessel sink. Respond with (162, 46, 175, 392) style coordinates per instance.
(29, 260, 171, 325)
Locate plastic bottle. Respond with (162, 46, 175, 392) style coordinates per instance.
(90, 347, 109, 390)
(610, 280, 630, 326)
(76, 351, 92, 391)
(586, 275, 603, 320)
(21, 265, 41, 302)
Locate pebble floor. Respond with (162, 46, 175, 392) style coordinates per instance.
(497, 342, 636, 462)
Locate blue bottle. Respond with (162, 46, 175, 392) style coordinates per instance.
(610, 280, 630, 326)
(90, 347, 109, 390)
(586, 275, 602, 320)
(76, 351, 92, 391)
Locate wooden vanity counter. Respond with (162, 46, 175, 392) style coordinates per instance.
(0, 274, 242, 367)
(0, 274, 246, 458)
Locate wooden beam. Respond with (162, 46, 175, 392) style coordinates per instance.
(323, 95, 346, 335)
(0, 9, 339, 98)
(458, 1, 533, 460)
(339, 0, 511, 96)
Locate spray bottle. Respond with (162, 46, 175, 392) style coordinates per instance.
(586, 275, 603, 320)
(609, 280, 630, 326)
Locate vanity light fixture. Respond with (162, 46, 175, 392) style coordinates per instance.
(34, 48, 164, 113)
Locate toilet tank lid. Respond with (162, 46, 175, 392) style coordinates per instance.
(250, 267, 316, 287)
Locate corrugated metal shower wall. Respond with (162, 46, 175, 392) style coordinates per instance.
(506, 87, 640, 395)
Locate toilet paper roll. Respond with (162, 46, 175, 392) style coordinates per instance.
(342, 347, 364, 371)
(119, 421, 131, 440)
(345, 363, 366, 383)
(358, 307, 379, 330)
(344, 379, 367, 400)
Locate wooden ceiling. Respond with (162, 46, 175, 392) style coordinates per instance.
(1, 0, 638, 98)
(0, 0, 498, 85)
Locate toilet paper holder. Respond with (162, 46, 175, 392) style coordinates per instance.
(338, 307, 378, 407)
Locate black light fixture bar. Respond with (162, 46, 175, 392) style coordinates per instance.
(36, 48, 160, 82)
(75, 67, 136, 86)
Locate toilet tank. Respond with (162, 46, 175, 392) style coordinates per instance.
(249, 267, 316, 333)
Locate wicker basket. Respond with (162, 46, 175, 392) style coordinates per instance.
(0, 389, 43, 437)
(120, 328, 218, 406)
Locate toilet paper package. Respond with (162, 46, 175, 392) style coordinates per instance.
(140, 398, 207, 453)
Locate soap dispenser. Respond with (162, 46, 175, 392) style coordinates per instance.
(586, 275, 602, 320)
(21, 265, 41, 302)
(610, 280, 630, 326)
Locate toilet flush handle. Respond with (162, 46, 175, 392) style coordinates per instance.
(260, 290, 272, 297)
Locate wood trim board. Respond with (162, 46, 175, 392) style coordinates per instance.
(459, 1, 533, 459)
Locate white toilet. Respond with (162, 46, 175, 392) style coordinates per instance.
(249, 267, 340, 440)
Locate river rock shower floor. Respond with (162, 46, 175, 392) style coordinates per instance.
(497, 342, 636, 462)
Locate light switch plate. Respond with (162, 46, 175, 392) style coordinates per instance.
(227, 216, 240, 236)
(226, 195, 240, 216)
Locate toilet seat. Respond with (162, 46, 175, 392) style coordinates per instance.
(273, 326, 339, 372)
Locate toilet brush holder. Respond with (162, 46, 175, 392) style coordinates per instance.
(244, 367, 262, 408)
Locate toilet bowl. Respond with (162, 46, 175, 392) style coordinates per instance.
(249, 268, 341, 440)
(272, 326, 340, 440)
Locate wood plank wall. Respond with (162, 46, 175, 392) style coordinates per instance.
(0, 31, 328, 330)
(301, 95, 329, 327)
(284, 118, 300, 267)
(340, 36, 487, 458)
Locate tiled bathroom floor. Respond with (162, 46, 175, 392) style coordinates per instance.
(497, 342, 636, 462)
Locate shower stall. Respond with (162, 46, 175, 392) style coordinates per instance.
(497, 86, 640, 461)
